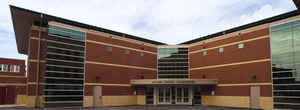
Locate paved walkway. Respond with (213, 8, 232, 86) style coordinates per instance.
(0, 104, 25, 108)
(0, 105, 261, 110)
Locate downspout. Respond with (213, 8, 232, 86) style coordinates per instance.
(35, 13, 43, 108)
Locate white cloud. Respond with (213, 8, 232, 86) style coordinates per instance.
(0, 0, 296, 60)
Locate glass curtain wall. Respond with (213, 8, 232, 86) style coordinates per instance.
(44, 25, 85, 107)
(271, 19, 300, 109)
(157, 48, 189, 78)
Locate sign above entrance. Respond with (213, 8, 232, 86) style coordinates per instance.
(131, 79, 218, 86)
(152, 80, 195, 84)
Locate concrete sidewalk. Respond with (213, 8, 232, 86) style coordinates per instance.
(0, 104, 25, 108)
(0, 105, 262, 110)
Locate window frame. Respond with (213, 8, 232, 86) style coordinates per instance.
(219, 47, 224, 53)
(203, 50, 207, 56)
(1, 64, 8, 72)
(125, 49, 130, 54)
(238, 43, 244, 49)
(106, 46, 112, 52)
(10, 64, 15, 72)
(15, 65, 20, 73)
(140, 52, 144, 56)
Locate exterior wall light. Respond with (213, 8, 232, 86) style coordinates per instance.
(133, 90, 137, 95)
(211, 91, 215, 96)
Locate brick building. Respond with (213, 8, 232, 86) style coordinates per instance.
(9, 1, 300, 109)
(0, 58, 26, 105)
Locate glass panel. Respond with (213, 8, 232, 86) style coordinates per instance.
(48, 25, 85, 41)
(107, 46, 112, 51)
(159, 88, 164, 103)
(183, 88, 189, 102)
(238, 43, 244, 48)
(146, 87, 154, 104)
(45, 25, 85, 107)
(271, 19, 300, 109)
(219, 47, 224, 53)
(125, 49, 130, 54)
(177, 88, 182, 102)
(165, 88, 171, 103)
(203, 50, 207, 56)
(193, 87, 202, 104)
(158, 48, 189, 79)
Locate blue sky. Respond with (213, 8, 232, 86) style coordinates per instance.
(0, 0, 297, 61)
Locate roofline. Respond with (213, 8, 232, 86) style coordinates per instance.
(10, 5, 300, 47)
(9, 5, 165, 46)
(180, 9, 300, 44)
(0, 57, 26, 61)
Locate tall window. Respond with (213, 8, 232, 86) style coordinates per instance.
(10, 65, 14, 72)
(1, 64, 8, 72)
(9, 65, 20, 72)
(270, 19, 300, 109)
(46, 25, 85, 107)
(14, 65, 20, 72)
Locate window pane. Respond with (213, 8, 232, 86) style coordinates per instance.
(157, 47, 189, 79)
(2, 64, 8, 72)
(219, 47, 224, 53)
(238, 43, 244, 48)
(271, 19, 300, 109)
(107, 46, 112, 51)
(203, 50, 207, 56)
(10, 65, 14, 72)
(125, 49, 130, 54)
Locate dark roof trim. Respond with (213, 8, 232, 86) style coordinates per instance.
(10, 5, 165, 45)
(180, 10, 300, 44)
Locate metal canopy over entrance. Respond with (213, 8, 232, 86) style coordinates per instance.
(131, 79, 217, 105)
(131, 79, 218, 86)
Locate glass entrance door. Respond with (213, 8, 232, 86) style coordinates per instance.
(158, 87, 171, 104)
(157, 87, 190, 105)
(176, 87, 189, 104)
(193, 87, 201, 104)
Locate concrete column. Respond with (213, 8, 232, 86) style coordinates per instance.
(189, 87, 193, 105)
(153, 87, 157, 105)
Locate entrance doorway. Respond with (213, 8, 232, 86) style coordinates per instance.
(155, 87, 191, 105)
(93, 86, 102, 107)
(158, 87, 171, 104)
(0, 86, 16, 105)
(193, 87, 202, 104)
(250, 86, 260, 109)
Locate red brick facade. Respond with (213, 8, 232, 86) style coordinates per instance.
(0, 58, 26, 105)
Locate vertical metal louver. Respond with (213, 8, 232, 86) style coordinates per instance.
(44, 25, 85, 107)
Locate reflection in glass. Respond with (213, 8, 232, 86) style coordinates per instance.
(271, 19, 300, 109)
(158, 47, 189, 79)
